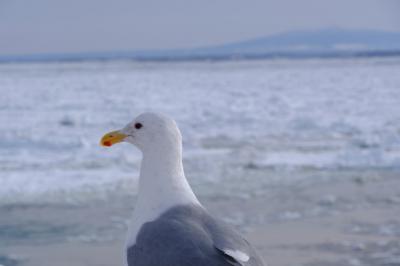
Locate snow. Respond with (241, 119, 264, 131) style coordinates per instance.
(0, 58, 400, 203)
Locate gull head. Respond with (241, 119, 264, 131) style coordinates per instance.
(100, 112, 182, 153)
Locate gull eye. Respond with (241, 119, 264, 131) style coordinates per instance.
(135, 123, 143, 129)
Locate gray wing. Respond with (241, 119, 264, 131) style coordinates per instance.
(207, 216, 265, 266)
(127, 205, 265, 266)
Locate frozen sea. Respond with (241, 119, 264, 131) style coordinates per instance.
(0, 57, 400, 204)
(1, 57, 400, 266)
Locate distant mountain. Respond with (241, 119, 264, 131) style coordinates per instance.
(1, 28, 400, 62)
(192, 28, 400, 55)
(149, 28, 400, 60)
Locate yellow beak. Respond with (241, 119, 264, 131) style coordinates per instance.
(100, 130, 127, 147)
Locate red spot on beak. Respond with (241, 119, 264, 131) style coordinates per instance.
(104, 141, 112, 146)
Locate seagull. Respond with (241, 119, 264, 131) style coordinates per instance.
(100, 112, 265, 266)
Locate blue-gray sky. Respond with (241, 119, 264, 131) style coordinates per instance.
(1, 0, 399, 55)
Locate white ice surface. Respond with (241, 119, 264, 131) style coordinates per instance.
(1, 58, 400, 203)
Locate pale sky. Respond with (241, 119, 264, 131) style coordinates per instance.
(0, 0, 399, 55)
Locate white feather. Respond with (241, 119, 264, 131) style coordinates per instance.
(223, 249, 250, 262)
(123, 113, 200, 248)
